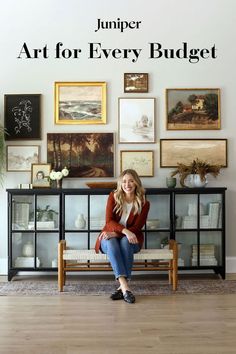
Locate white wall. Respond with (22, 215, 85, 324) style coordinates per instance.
(0, 0, 236, 274)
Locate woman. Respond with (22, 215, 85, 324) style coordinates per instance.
(95, 169, 150, 304)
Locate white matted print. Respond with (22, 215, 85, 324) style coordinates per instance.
(119, 98, 155, 143)
(120, 150, 154, 177)
(7, 145, 40, 171)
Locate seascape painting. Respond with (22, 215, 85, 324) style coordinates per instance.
(166, 89, 220, 130)
(55, 82, 106, 125)
(47, 133, 114, 177)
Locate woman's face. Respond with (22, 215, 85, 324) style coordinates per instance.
(121, 173, 136, 195)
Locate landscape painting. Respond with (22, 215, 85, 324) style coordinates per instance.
(55, 82, 106, 125)
(166, 89, 220, 130)
(47, 133, 114, 177)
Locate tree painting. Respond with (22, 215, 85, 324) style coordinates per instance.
(47, 133, 114, 177)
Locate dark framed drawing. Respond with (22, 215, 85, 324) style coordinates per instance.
(124, 73, 148, 93)
(54, 82, 107, 125)
(4, 94, 41, 140)
(7, 145, 40, 172)
(31, 163, 51, 188)
(120, 150, 154, 177)
(160, 139, 227, 167)
(119, 98, 155, 143)
(47, 133, 114, 177)
(166, 88, 221, 130)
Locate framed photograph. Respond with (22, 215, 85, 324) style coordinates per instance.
(31, 163, 51, 188)
(54, 82, 106, 125)
(160, 139, 227, 167)
(47, 133, 114, 177)
(4, 94, 41, 140)
(7, 145, 40, 172)
(119, 98, 155, 143)
(166, 88, 221, 130)
(120, 150, 154, 177)
(124, 73, 148, 93)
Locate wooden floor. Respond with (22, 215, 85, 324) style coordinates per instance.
(1, 284, 236, 354)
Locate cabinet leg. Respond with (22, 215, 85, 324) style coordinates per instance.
(58, 242, 64, 292)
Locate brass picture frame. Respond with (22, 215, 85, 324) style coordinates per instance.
(120, 150, 154, 177)
(124, 73, 148, 93)
(160, 139, 227, 168)
(166, 88, 221, 130)
(54, 82, 107, 125)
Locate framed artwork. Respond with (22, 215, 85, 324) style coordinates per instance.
(4, 94, 41, 140)
(160, 139, 227, 167)
(124, 73, 148, 93)
(120, 150, 154, 177)
(31, 163, 51, 188)
(47, 133, 114, 177)
(54, 82, 106, 125)
(7, 145, 40, 172)
(166, 88, 221, 130)
(119, 98, 155, 143)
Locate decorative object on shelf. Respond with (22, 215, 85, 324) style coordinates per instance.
(31, 163, 51, 188)
(4, 94, 41, 140)
(50, 167, 69, 188)
(36, 205, 58, 222)
(22, 241, 34, 257)
(75, 213, 86, 229)
(54, 82, 106, 125)
(118, 97, 156, 143)
(166, 176, 176, 188)
(86, 182, 117, 189)
(52, 259, 58, 268)
(146, 219, 160, 230)
(124, 73, 148, 93)
(47, 133, 114, 178)
(13, 201, 30, 228)
(171, 158, 222, 187)
(166, 88, 221, 130)
(160, 139, 227, 168)
(120, 150, 154, 177)
(7, 145, 40, 172)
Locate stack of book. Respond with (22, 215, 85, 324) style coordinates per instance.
(181, 202, 221, 229)
(14, 257, 40, 267)
(191, 244, 217, 266)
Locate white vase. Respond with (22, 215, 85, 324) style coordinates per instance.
(75, 214, 86, 229)
(185, 174, 207, 188)
(22, 241, 34, 257)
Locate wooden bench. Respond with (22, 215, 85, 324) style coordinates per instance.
(58, 239, 178, 292)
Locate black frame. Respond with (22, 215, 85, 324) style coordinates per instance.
(4, 94, 41, 140)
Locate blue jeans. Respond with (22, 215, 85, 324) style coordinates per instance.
(101, 236, 140, 280)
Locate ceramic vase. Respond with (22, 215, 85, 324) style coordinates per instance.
(186, 174, 207, 188)
(75, 214, 86, 229)
(22, 241, 34, 257)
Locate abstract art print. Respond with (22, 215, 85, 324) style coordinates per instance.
(120, 150, 154, 177)
(54, 82, 106, 125)
(4, 94, 41, 140)
(47, 133, 114, 177)
(166, 88, 221, 130)
(119, 98, 155, 143)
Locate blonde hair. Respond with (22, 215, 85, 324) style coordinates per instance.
(114, 169, 145, 216)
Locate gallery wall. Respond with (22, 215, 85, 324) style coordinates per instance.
(0, 0, 235, 274)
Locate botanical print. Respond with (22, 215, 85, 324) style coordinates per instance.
(47, 133, 114, 177)
(160, 139, 227, 167)
(7, 145, 40, 172)
(120, 150, 153, 177)
(119, 98, 155, 143)
(166, 89, 220, 130)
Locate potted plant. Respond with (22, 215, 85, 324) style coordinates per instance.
(171, 158, 222, 187)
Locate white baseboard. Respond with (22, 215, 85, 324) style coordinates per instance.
(0, 258, 8, 275)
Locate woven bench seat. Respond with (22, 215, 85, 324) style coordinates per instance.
(58, 240, 178, 292)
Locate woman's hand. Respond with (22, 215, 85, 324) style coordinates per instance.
(99, 231, 119, 240)
(122, 228, 138, 244)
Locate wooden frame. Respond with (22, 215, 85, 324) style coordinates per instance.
(4, 94, 41, 140)
(124, 73, 148, 93)
(31, 163, 51, 188)
(160, 139, 228, 167)
(118, 97, 155, 143)
(7, 145, 40, 172)
(54, 82, 106, 125)
(166, 88, 221, 130)
(120, 150, 154, 177)
(47, 133, 114, 177)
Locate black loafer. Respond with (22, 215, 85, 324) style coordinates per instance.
(123, 290, 135, 304)
(110, 289, 124, 300)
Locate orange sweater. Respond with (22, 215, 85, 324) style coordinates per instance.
(95, 192, 150, 253)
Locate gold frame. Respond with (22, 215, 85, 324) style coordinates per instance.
(120, 150, 154, 177)
(54, 82, 107, 125)
(166, 88, 221, 130)
(31, 163, 51, 188)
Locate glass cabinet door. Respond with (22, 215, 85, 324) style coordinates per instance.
(11, 232, 35, 268)
(65, 195, 88, 230)
(36, 195, 60, 230)
(12, 195, 34, 230)
(146, 194, 170, 230)
(175, 194, 198, 230)
(199, 194, 222, 229)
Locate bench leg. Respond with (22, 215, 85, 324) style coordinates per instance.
(58, 241, 65, 292)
